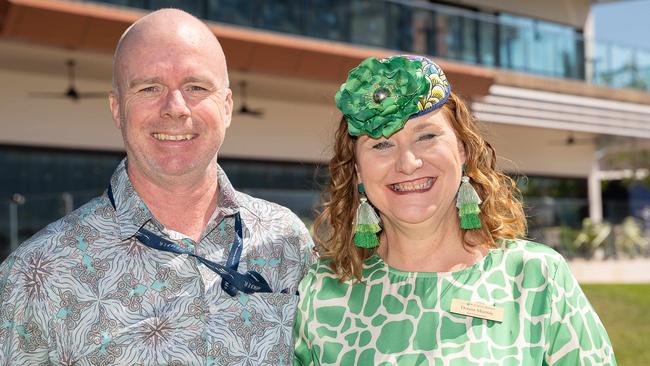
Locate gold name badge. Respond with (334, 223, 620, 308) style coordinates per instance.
(450, 299, 504, 322)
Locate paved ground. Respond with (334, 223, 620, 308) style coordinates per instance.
(569, 258, 650, 283)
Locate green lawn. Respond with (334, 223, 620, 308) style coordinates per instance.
(582, 284, 650, 366)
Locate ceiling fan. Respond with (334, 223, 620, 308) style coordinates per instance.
(236, 80, 264, 117)
(29, 59, 107, 102)
(548, 132, 596, 146)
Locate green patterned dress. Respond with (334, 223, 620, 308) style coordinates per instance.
(293, 240, 616, 365)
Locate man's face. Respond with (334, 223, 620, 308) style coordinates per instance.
(109, 32, 232, 184)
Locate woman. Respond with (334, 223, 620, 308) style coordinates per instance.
(293, 56, 616, 365)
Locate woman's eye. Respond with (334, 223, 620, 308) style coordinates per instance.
(417, 133, 436, 142)
(372, 141, 393, 150)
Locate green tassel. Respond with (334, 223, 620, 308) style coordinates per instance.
(460, 213, 482, 230)
(456, 175, 482, 230)
(354, 232, 380, 248)
(354, 196, 381, 248)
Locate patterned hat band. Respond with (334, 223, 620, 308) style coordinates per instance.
(335, 55, 452, 139)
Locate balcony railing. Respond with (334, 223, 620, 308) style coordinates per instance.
(90, 0, 650, 92)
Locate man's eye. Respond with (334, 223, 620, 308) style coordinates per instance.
(417, 133, 436, 142)
(139, 86, 158, 93)
(188, 85, 208, 92)
(372, 141, 393, 150)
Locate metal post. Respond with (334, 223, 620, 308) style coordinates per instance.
(588, 158, 603, 223)
(9, 193, 25, 252)
(62, 192, 74, 215)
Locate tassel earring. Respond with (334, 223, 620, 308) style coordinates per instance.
(354, 183, 381, 248)
(456, 169, 482, 230)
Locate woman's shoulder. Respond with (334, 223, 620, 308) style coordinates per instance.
(497, 238, 569, 279)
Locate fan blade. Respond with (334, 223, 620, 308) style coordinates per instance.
(246, 108, 264, 117)
(77, 92, 108, 99)
(28, 92, 67, 99)
(238, 105, 264, 117)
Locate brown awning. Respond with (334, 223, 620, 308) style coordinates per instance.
(0, 0, 495, 98)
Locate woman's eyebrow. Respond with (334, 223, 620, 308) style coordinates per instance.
(413, 122, 435, 133)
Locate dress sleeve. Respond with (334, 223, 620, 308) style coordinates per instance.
(544, 258, 617, 365)
(0, 254, 51, 365)
(293, 264, 318, 366)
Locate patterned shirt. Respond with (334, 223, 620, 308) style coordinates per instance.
(294, 240, 617, 365)
(0, 159, 314, 365)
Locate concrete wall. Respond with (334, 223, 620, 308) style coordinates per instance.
(0, 68, 340, 162)
(0, 65, 595, 178)
(0, 69, 122, 151)
(450, 0, 591, 29)
(485, 123, 595, 177)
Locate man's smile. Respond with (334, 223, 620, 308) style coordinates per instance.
(152, 133, 197, 141)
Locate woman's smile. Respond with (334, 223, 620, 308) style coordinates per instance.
(388, 177, 436, 193)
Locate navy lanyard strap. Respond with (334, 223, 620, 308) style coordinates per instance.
(107, 183, 272, 296)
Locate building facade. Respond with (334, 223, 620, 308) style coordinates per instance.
(1, 0, 650, 258)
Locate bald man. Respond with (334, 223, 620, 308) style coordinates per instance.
(0, 9, 313, 365)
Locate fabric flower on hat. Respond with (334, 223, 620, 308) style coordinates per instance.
(335, 57, 429, 138)
(335, 55, 451, 139)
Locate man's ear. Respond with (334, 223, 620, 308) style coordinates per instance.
(223, 88, 233, 129)
(109, 91, 122, 129)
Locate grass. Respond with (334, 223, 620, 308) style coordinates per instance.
(582, 284, 650, 366)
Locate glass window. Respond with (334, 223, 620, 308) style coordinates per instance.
(0, 147, 124, 259)
(148, 0, 205, 16)
(349, 0, 386, 48)
(207, 0, 254, 27)
(303, 0, 350, 42)
(498, 13, 583, 79)
(0, 146, 328, 260)
(516, 174, 589, 252)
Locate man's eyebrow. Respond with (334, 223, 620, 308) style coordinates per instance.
(128, 77, 161, 89)
(183, 76, 209, 83)
(183, 76, 219, 87)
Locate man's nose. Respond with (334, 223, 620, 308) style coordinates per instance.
(395, 147, 423, 175)
(160, 89, 190, 119)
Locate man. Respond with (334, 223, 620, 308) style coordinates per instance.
(0, 9, 313, 365)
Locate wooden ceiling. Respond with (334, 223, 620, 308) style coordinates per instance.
(0, 0, 495, 98)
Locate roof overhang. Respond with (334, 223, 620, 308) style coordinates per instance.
(0, 0, 494, 98)
(473, 85, 650, 139)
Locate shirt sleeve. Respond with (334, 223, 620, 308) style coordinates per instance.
(544, 258, 617, 365)
(293, 264, 318, 366)
(297, 224, 316, 278)
(0, 254, 51, 365)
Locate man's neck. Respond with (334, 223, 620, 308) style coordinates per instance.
(128, 165, 220, 242)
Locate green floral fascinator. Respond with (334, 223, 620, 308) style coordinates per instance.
(335, 55, 451, 138)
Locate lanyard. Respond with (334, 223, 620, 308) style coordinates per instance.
(107, 183, 272, 296)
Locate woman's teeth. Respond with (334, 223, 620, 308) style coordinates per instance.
(390, 178, 434, 192)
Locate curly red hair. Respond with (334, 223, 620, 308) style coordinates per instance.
(313, 92, 527, 281)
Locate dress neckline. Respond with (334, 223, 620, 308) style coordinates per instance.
(367, 246, 503, 279)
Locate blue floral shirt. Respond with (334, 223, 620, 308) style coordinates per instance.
(0, 159, 314, 365)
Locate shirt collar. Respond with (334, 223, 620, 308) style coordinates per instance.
(108, 159, 240, 240)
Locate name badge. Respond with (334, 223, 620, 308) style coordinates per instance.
(450, 299, 504, 322)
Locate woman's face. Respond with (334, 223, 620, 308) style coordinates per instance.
(355, 110, 466, 229)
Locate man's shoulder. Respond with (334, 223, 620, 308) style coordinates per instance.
(8, 195, 115, 259)
(235, 190, 304, 224)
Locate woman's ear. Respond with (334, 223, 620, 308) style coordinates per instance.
(459, 142, 467, 165)
(355, 162, 363, 186)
